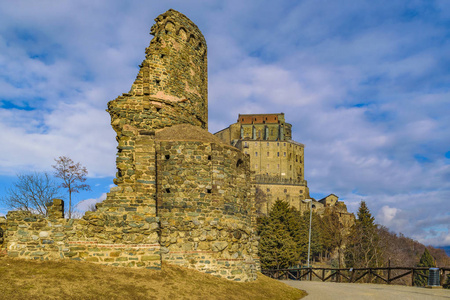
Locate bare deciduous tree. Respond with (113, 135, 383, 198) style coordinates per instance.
(1, 172, 61, 216)
(52, 156, 90, 219)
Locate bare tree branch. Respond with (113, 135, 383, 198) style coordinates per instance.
(1, 172, 61, 216)
(52, 156, 91, 219)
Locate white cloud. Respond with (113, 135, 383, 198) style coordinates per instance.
(76, 193, 107, 212)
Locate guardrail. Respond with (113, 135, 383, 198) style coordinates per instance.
(262, 267, 450, 287)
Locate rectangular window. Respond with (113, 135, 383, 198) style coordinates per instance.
(277, 152, 279, 157)
(267, 142, 269, 146)
(267, 164, 269, 169)
(284, 152, 286, 157)
(277, 142, 279, 146)
(255, 152, 258, 157)
(255, 164, 258, 169)
(267, 188, 270, 192)
(284, 143, 286, 146)
(300, 190, 303, 194)
(277, 164, 279, 169)
(267, 152, 269, 157)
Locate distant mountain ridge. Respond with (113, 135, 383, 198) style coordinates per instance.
(439, 245, 450, 257)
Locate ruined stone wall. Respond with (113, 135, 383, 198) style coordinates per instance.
(107, 9, 207, 190)
(2, 9, 260, 282)
(156, 136, 258, 281)
(4, 200, 161, 269)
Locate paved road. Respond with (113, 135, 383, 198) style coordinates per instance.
(281, 280, 450, 300)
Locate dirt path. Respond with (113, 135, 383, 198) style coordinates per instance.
(281, 280, 450, 300)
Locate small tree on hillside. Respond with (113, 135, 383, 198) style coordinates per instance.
(414, 248, 435, 286)
(1, 172, 60, 216)
(52, 156, 90, 219)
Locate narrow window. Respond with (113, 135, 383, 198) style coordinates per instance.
(277, 152, 279, 157)
(267, 152, 269, 157)
(284, 152, 286, 157)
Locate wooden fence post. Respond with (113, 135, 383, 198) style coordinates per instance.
(387, 259, 391, 284)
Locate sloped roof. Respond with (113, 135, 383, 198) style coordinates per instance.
(155, 124, 230, 146)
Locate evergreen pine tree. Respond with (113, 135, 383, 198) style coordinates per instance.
(345, 201, 382, 268)
(257, 200, 300, 269)
(414, 248, 435, 286)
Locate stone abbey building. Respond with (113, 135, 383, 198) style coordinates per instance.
(215, 113, 309, 214)
(215, 113, 353, 223)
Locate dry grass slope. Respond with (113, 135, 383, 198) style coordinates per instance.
(0, 258, 306, 300)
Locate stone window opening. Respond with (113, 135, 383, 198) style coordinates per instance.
(165, 154, 170, 160)
(267, 152, 269, 157)
(266, 188, 270, 192)
(156, 107, 161, 112)
(255, 152, 258, 157)
(207, 155, 211, 161)
(206, 189, 212, 194)
(160, 54, 165, 58)
(165, 188, 171, 193)
(155, 79, 161, 85)
(236, 159, 244, 168)
(284, 152, 286, 157)
(277, 152, 279, 157)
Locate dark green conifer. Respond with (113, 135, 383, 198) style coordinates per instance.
(414, 248, 435, 286)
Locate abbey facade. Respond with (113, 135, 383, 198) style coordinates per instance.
(215, 113, 353, 225)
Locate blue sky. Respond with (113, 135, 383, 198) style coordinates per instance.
(0, 0, 449, 247)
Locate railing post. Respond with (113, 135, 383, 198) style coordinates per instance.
(388, 259, 391, 284)
(411, 268, 415, 286)
(309, 268, 312, 281)
(322, 269, 325, 282)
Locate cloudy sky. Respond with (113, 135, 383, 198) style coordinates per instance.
(0, 0, 449, 248)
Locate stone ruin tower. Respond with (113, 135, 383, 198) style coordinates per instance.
(1, 9, 258, 282)
(100, 9, 259, 280)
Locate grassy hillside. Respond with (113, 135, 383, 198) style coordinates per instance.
(0, 257, 306, 299)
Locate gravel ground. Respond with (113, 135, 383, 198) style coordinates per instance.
(281, 280, 450, 300)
